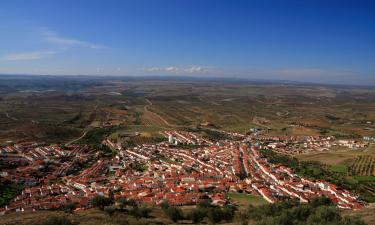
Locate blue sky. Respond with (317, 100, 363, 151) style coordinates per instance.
(0, 0, 374, 85)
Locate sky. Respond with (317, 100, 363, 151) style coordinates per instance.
(0, 0, 374, 85)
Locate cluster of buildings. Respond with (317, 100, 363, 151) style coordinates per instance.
(163, 131, 214, 145)
(249, 135, 369, 154)
(0, 131, 365, 215)
(243, 144, 363, 210)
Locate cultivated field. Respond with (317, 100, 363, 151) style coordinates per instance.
(1, 76, 375, 143)
(350, 155, 375, 176)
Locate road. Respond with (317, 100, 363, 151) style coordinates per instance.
(143, 98, 177, 127)
(66, 130, 88, 145)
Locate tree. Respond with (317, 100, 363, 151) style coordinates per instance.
(189, 208, 207, 223)
(62, 202, 77, 214)
(130, 206, 152, 218)
(341, 216, 367, 225)
(41, 216, 74, 225)
(104, 206, 116, 217)
(91, 195, 111, 210)
(164, 206, 184, 222)
(126, 198, 138, 208)
(207, 207, 224, 224)
(222, 205, 236, 222)
(117, 198, 128, 210)
(197, 199, 212, 208)
(160, 201, 170, 211)
(306, 206, 341, 224)
(309, 196, 332, 208)
(243, 197, 367, 225)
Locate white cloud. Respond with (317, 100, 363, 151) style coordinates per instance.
(184, 65, 206, 73)
(0, 50, 57, 61)
(40, 28, 106, 49)
(143, 65, 212, 74)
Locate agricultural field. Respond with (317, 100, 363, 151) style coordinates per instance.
(349, 155, 375, 176)
(1, 75, 375, 143)
(227, 193, 268, 207)
(1, 75, 375, 224)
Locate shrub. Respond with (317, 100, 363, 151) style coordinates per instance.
(164, 206, 183, 222)
(189, 208, 207, 223)
(130, 206, 152, 218)
(91, 195, 111, 210)
(207, 207, 224, 224)
(62, 202, 77, 214)
(40, 216, 74, 225)
(104, 206, 116, 217)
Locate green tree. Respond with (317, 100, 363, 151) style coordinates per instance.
(130, 206, 152, 218)
(41, 216, 74, 225)
(164, 206, 184, 222)
(207, 207, 224, 224)
(104, 206, 116, 217)
(62, 202, 77, 214)
(222, 205, 236, 222)
(189, 208, 207, 223)
(117, 198, 129, 210)
(91, 195, 111, 210)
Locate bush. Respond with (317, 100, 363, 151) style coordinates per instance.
(61, 202, 77, 213)
(91, 195, 111, 210)
(160, 201, 170, 210)
(117, 198, 137, 210)
(207, 207, 224, 224)
(104, 206, 116, 217)
(40, 216, 74, 225)
(197, 199, 212, 208)
(189, 208, 207, 223)
(243, 197, 367, 225)
(130, 206, 152, 218)
(164, 206, 184, 222)
(222, 205, 236, 222)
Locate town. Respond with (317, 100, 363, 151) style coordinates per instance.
(0, 130, 367, 215)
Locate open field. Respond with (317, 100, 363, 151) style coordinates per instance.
(1, 75, 375, 223)
(0, 208, 171, 225)
(227, 193, 268, 207)
(342, 203, 375, 225)
(296, 146, 375, 166)
(1, 76, 375, 144)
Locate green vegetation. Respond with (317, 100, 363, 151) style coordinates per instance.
(189, 208, 206, 223)
(160, 200, 236, 223)
(161, 203, 184, 222)
(0, 180, 23, 207)
(78, 127, 118, 156)
(187, 200, 236, 224)
(40, 216, 75, 225)
(331, 164, 348, 173)
(91, 195, 112, 210)
(117, 198, 137, 210)
(240, 196, 366, 225)
(129, 162, 148, 172)
(134, 112, 142, 125)
(120, 134, 168, 148)
(129, 206, 152, 218)
(59, 202, 78, 214)
(354, 176, 375, 182)
(261, 150, 375, 202)
(260, 149, 375, 202)
(202, 129, 230, 141)
(227, 192, 268, 206)
(349, 155, 374, 176)
(78, 127, 117, 146)
(104, 206, 116, 217)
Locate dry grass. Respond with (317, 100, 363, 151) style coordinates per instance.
(296, 146, 375, 166)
